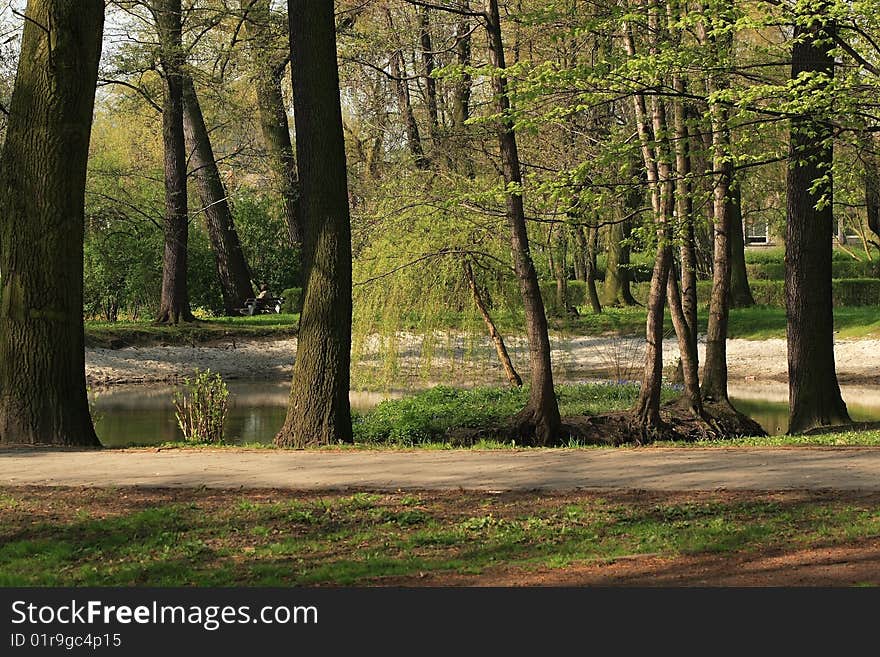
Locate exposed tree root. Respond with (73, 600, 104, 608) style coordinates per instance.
(443, 396, 766, 447)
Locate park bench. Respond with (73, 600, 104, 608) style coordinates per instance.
(239, 296, 284, 316)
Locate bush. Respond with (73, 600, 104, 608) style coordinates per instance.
(540, 280, 587, 312)
(624, 278, 880, 307)
(280, 287, 303, 314)
(173, 369, 229, 444)
(747, 261, 873, 280)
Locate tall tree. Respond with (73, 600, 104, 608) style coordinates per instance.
(785, 8, 850, 434)
(276, 0, 353, 447)
(486, 0, 561, 445)
(699, 8, 735, 405)
(728, 182, 755, 307)
(182, 77, 255, 314)
(154, 0, 194, 324)
(0, 0, 104, 445)
(241, 0, 302, 247)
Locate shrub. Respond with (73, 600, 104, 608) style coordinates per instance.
(173, 369, 229, 443)
(540, 280, 587, 312)
(623, 278, 880, 307)
(280, 287, 303, 314)
(746, 261, 873, 280)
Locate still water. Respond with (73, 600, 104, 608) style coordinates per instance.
(92, 380, 880, 447)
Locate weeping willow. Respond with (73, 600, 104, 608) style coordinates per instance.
(350, 167, 527, 391)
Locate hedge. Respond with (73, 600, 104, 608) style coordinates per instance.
(621, 278, 880, 308)
(746, 260, 873, 280)
(280, 287, 303, 314)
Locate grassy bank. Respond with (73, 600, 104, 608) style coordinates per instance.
(85, 314, 299, 348)
(3, 487, 879, 586)
(85, 305, 880, 347)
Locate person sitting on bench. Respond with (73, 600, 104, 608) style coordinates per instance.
(256, 284, 270, 300)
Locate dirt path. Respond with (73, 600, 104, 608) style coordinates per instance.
(5, 447, 880, 490)
(84, 334, 880, 386)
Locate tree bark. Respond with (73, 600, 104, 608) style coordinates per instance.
(0, 0, 104, 446)
(584, 223, 602, 313)
(728, 182, 755, 307)
(241, 0, 302, 247)
(452, 1, 472, 131)
(785, 16, 850, 434)
(666, 257, 703, 415)
(485, 0, 561, 445)
(182, 77, 255, 315)
(155, 0, 194, 324)
(276, 0, 353, 447)
(671, 74, 698, 356)
(553, 227, 568, 313)
(700, 22, 734, 404)
(624, 10, 674, 434)
(464, 260, 522, 386)
(419, 6, 440, 143)
(386, 9, 428, 169)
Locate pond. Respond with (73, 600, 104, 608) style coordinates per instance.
(92, 380, 880, 447)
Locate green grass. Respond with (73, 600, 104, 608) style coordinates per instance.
(2, 488, 878, 586)
(85, 314, 299, 348)
(351, 383, 675, 445)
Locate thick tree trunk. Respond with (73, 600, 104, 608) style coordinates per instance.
(728, 182, 755, 307)
(155, 0, 194, 324)
(0, 0, 104, 446)
(785, 18, 850, 434)
(464, 261, 522, 386)
(485, 0, 561, 445)
(241, 0, 302, 247)
(602, 218, 636, 306)
(182, 77, 255, 314)
(276, 0, 353, 447)
(419, 7, 440, 143)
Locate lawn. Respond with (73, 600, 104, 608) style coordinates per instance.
(2, 488, 879, 586)
(85, 306, 880, 346)
(85, 314, 300, 348)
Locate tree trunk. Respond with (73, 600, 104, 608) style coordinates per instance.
(182, 77, 255, 315)
(241, 0, 302, 247)
(671, 74, 698, 355)
(419, 7, 440, 143)
(452, 1, 472, 131)
(667, 258, 703, 416)
(584, 223, 602, 313)
(624, 10, 673, 435)
(386, 9, 427, 169)
(553, 227, 568, 312)
(485, 0, 561, 445)
(728, 182, 755, 307)
(276, 0, 353, 447)
(785, 17, 850, 434)
(0, 0, 104, 446)
(700, 26, 734, 404)
(602, 157, 639, 306)
(155, 0, 194, 324)
(464, 260, 522, 386)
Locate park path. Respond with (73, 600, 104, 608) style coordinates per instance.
(2, 447, 880, 490)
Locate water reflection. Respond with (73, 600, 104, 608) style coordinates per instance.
(92, 380, 880, 446)
(93, 381, 400, 447)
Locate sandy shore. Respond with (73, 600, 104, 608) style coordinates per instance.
(85, 333, 880, 388)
